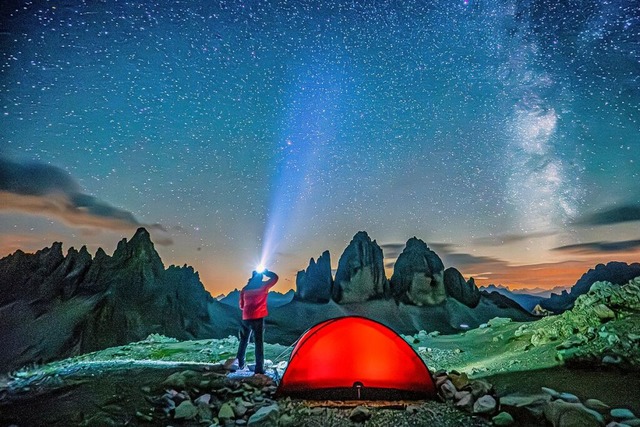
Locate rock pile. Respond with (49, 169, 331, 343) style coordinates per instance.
(514, 278, 640, 369)
(501, 386, 639, 427)
(148, 369, 284, 426)
(434, 370, 498, 416)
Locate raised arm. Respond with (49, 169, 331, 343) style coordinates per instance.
(262, 270, 279, 290)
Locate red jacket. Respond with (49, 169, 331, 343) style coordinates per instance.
(240, 272, 279, 320)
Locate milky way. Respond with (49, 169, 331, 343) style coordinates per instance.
(1, 0, 639, 292)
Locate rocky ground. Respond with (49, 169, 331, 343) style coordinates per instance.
(1, 279, 639, 426)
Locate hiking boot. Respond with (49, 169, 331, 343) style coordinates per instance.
(224, 358, 246, 371)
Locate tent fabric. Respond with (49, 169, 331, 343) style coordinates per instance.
(276, 316, 436, 400)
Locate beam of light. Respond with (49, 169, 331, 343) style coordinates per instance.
(258, 63, 346, 271)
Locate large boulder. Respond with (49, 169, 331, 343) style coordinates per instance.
(332, 232, 388, 303)
(295, 251, 333, 303)
(390, 237, 446, 306)
(444, 267, 481, 308)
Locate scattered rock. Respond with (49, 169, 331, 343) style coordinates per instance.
(611, 408, 636, 421)
(135, 411, 154, 422)
(544, 400, 604, 427)
(584, 399, 611, 413)
(194, 393, 211, 406)
(218, 403, 235, 420)
(449, 372, 470, 390)
(501, 393, 551, 423)
(162, 370, 200, 389)
(248, 404, 279, 426)
(473, 395, 497, 414)
(603, 355, 622, 365)
(558, 392, 581, 404)
(455, 392, 474, 413)
(492, 411, 515, 426)
(349, 406, 372, 423)
(174, 401, 198, 420)
(439, 380, 457, 399)
(593, 304, 615, 320)
(541, 387, 561, 399)
(278, 413, 295, 427)
(469, 379, 493, 398)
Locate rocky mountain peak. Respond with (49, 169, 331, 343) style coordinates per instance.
(295, 250, 332, 303)
(112, 227, 163, 270)
(443, 267, 481, 308)
(390, 237, 446, 306)
(333, 231, 388, 303)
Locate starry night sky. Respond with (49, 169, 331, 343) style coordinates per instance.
(1, 0, 639, 294)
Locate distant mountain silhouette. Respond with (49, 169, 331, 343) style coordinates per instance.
(538, 261, 640, 312)
(219, 289, 295, 308)
(0, 228, 239, 373)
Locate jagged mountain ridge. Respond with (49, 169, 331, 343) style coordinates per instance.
(1, 228, 536, 373)
(0, 228, 238, 373)
(538, 261, 640, 312)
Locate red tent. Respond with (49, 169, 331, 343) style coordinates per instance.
(276, 316, 436, 400)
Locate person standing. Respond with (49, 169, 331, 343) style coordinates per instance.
(230, 269, 278, 375)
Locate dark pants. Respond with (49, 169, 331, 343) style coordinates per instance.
(236, 318, 265, 374)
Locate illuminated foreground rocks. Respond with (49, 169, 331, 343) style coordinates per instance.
(515, 278, 640, 370)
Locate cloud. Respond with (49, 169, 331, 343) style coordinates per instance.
(379, 243, 405, 260)
(573, 204, 640, 226)
(473, 231, 557, 246)
(0, 157, 172, 245)
(380, 241, 454, 260)
(552, 239, 640, 254)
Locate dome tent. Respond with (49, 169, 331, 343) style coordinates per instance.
(276, 316, 436, 400)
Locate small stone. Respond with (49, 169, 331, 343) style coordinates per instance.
(558, 392, 581, 403)
(174, 401, 198, 420)
(248, 404, 279, 426)
(455, 392, 474, 413)
(455, 390, 471, 401)
(236, 420, 247, 426)
(140, 386, 151, 393)
(450, 372, 470, 390)
(279, 414, 295, 427)
(195, 394, 211, 406)
(469, 379, 493, 398)
(544, 400, 603, 427)
(162, 370, 200, 389)
(440, 380, 457, 400)
(593, 304, 615, 320)
(585, 399, 611, 413)
(492, 411, 515, 426)
(603, 355, 622, 365)
(542, 387, 560, 399)
(218, 403, 235, 420)
(135, 411, 154, 422)
(234, 401, 248, 417)
(606, 422, 631, 427)
(435, 375, 449, 388)
(406, 404, 420, 414)
(473, 395, 497, 414)
(349, 406, 371, 423)
(623, 419, 640, 426)
(611, 409, 636, 421)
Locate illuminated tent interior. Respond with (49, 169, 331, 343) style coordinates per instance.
(276, 316, 436, 400)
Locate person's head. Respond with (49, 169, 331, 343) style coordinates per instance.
(251, 270, 263, 280)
